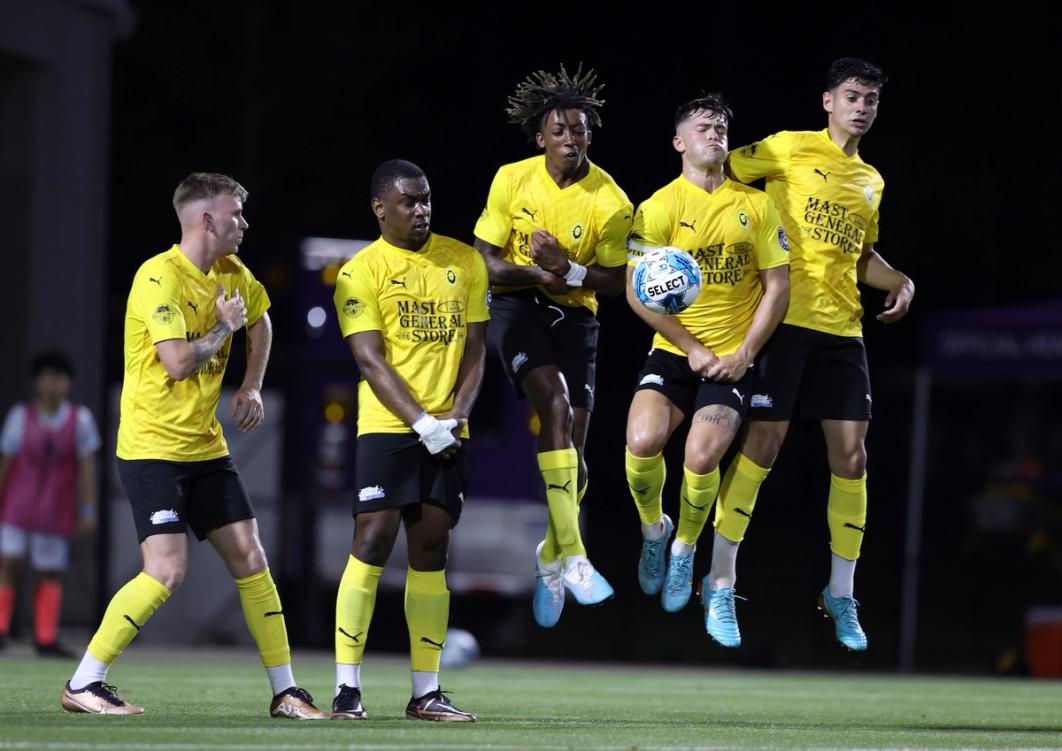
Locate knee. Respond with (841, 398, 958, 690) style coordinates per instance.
(146, 559, 186, 591)
(540, 392, 574, 435)
(831, 446, 867, 479)
(410, 536, 449, 571)
(743, 423, 785, 467)
(626, 428, 664, 458)
(229, 541, 268, 579)
(684, 450, 721, 476)
(352, 525, 396, 568)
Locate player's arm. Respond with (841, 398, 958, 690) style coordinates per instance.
(474, 238, 568, 295)
(156, 286, 247, 380)
(228, 312, 271, 432)
(712, 266, 790, 382)
(438, 321, 487, 439)
(348, 331, 460, 458)
(530, 231, 625, 296)
(857, 243, 915, 323)
(625, 265, 719, 377)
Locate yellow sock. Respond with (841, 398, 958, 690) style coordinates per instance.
(714, 453, 771, 543)
(542, 478, 589, 562)
(405, 568, 449, 673)
(625, 448, 665, 526)
(537, 448, 583, 561)
(86, 572, 171, 664)
(234, 568, 290, 667)
(335, 556, 382, 665)
(677, 465, 720, 546)
(827, 472, 867, 560)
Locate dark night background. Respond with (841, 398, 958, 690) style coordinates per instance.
(6, 2, 1062, 675)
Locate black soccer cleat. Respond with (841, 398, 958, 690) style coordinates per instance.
(331, 684, 368, 719)
(405, 688, 477, 722)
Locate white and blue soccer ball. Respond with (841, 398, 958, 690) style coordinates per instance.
(440, 628, 480, 669)
(633, 246, 701, 315)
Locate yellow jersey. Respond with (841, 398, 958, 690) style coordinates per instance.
(117, 245, 270, 461)
(628, 177, 789, 356)
(334, 233, 490, 437)
(729, 129, 883, 337)
(473, 155, 632, 314)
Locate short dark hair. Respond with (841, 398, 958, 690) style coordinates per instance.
(370, 159, 426, 200)
(674, 92, 733, 130)
(172, 172, 248, 212)
(826, 57, 887, 91)
(506, 63, 606, 140)
(32, 350, 73, 378)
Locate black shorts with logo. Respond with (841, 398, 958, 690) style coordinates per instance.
(487, 288, 599, 411)
(117, 456, 254, 542)
(354, 433, 469, 526)
(634, 349, 753, 417)
(748, 323, 872, 421)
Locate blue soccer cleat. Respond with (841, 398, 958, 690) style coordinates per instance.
(661, 545, 695, 612)
(532, 541, 565, 628)
(701, 578, 744, 648)
(638, 515, 674, 595)
(562, 555, 614, 606)
(818, 586, 868, 651)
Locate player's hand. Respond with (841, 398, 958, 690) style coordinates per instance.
(230, 386, 264, 431)
(540, 269, 570, 295)
(708, 353, 749, 383)
(530, 230, 570, 275)
(413, 414, 460, 456)
(437, 413, 469, 441)
(687, 344, 719, 379)
(215, 285, 248, 332)
(877, 276, 914, 323)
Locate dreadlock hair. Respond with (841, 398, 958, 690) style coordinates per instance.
(826, 58, 887, 91)
(506, 63, 606, 141)
(370, 159, 426, 200)
(674, 92, 733, 130)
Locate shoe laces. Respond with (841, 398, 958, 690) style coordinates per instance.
(832, 594, 862, 628)
(285, 687, 315, 704)
(91, 682, 125, 706)
(665, 554, 693, 592)
(567, 558, 595, 588)
(710, 589, 746, 625)
(537, 564, 565, 598)
(640, 537, 663, 572)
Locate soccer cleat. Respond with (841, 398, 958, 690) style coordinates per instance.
(562, 555, 614, 606)
(533, 541, 565, 628)
(406, 688, 477, 722)
(818, 587, 868, 651)
(637, 515, 674, 595)
(331, 684, 368, 720)
(60, 681, 144, 715)
(37, 641, 77, 658)
(701, 580, 744, 648)
(269, 686, 330, 719)
(661, 545, 695, 612)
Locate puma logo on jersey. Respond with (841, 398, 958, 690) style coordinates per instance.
(390, 278, 407, 288)
(679, 219, 697, 231)
(814, 168, 831, 182)
(522, 207, 538, 220)
(340, 270, 352, 279)
(187, 301, 198, 313)
(149, 276, 163, 286)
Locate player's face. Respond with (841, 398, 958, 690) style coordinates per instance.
(536, 109, 591, 171)
(823, 78, 880, 138)
(373, 176, 431, 250)
(674, 109, 729, 170)
(205, 193, 249, 255)
(34, 369, 71, 405)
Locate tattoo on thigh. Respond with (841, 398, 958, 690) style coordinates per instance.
(695, 405, 740, 431)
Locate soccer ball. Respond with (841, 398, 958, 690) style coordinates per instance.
(440, 628, 480, 669)
(633, 247, 701, 315)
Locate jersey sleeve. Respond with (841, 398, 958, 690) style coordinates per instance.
(472, 168, 513, 248)
(0, 404, 25, 456)
(133, 268, 187, 344)
(237, 263, 272, 326)
(75, 406, 102, 456)
(334, 260, 383, 338)
(728, 131, 793, 184)
(594, 204, 634, 268)
(466, 251, 490, 323)
(626, 198, 672, 264)
(755, 197, 792, 270)
(864, 203, 880, 245)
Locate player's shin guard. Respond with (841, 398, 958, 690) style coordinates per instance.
(625, 449, 666, 526)
(235, 568, 290, 667)
(405, 568, 449, 673)
(34, 579, 62, 646)
(87, 572, 171, 664)
(714, 453, 770, 543)
(540, 478, 589, 563)
(335, 556, 381, 665)
(677, 465, 720, 546)
(827, 473, 867, 560)
(537, 448, 583, 560)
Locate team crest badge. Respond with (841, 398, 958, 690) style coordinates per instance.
(570, 222, 584, 240)
(776, 226, 790, 251)
(343, 297, 365, 318)
(447, 269, 456, 284)
(153, 305, 173, 324)
(864, 185, 875, 204)
(737, 211, 749, 228)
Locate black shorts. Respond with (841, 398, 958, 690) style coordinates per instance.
(354, 433, 469, 526)
(634, 349, 752, 417)
(748, 323, 872, 421)
(487, 288, 599, 411)
(117, 456, 254, 542)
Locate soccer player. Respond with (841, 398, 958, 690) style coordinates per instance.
(0, 352, 101, 657)
(714, 58, 915, 650)
(332, 159, 487, 722)
(60, 173, 327, 718)
(624, 95, 789, 627)
(473, 65, 632, 628)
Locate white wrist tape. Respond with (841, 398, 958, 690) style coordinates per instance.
(563, 262, 587, 287)
(412, 413, 459, 455)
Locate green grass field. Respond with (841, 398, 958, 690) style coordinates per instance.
(2, 648, 1061, 750)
